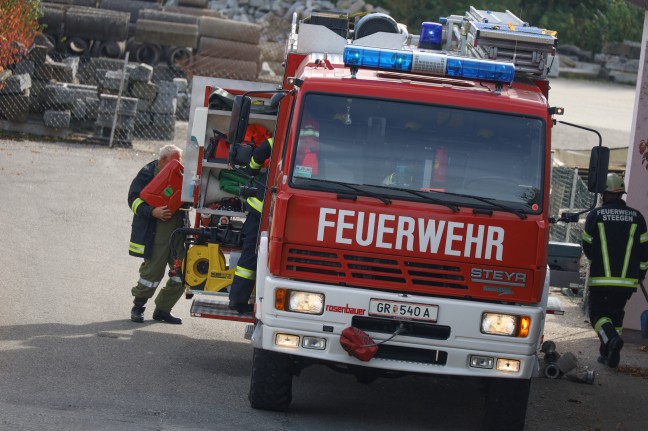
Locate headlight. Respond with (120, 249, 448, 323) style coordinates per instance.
(275, 288, 324, 314)
(481, 313, 531, 337)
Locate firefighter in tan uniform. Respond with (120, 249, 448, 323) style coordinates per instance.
(128, 145, 188, 324)
(582, 173, 648, 367)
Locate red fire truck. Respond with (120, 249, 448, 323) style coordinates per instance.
(179, 7, 608, 431)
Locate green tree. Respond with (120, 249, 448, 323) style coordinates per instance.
(0, 0, 42, 72)
(370, 0, 644, 56)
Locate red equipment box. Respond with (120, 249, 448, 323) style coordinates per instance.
(140, 159, 184, 214)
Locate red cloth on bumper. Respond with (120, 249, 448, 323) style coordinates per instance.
(340, 327, 377, 361)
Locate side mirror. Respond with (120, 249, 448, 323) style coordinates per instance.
(588, 146, 609, 193)
(228, 95, 251, 145)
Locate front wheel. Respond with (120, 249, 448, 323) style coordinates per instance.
(482, 377, 531, 431)
(248, 348, 294, 411)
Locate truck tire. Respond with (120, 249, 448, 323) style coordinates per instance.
(248, 348, 293, 411)
(166, 46, 192, 66)
(65, 37, 91, 56)
(134, 43, 162, 65)
(482, 377, 530, 431)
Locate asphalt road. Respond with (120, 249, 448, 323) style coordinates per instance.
(0, 78, 646, 431)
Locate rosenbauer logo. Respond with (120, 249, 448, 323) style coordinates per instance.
(326, 304, 366, 315)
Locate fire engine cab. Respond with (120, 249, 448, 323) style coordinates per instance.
(179, 7, 609, 431)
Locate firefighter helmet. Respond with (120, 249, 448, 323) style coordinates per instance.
(605, 173, 625, 193)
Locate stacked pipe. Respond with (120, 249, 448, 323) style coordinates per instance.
(541, 341, 596, 384)
(132, 10, 199, 66)
(189, 17, 263, 81)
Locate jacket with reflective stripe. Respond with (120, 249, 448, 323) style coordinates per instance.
(243, 138, 273, 213)
(582, 198, 648, 292)
(127, 160, 188, 259)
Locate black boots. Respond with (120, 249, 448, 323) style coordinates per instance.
(131, 306, 145, 323)
(152, 308, 182, 324)
(606, 336, 624, 368)
(131, 298, 147, 323)
(131, 298, 181, 324)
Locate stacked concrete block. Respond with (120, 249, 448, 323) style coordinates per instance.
(79, 57, 129, 87)
(144, 80, 178, 140)
(68, 83, 100, 123)
(16, 45, 53, 116)
(44, 110, 72, 129)
(0, 74, 32, 123)
(40, 83, 76, 128)
(99, 70, 130, 95)
(94, 94, 139, 144)
(594, 41, 642, 86)
(35, 56, 80, 83)
(174, 77, 190, 121)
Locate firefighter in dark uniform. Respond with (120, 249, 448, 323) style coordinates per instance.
(228, 137, 274, 314)
(128, 145, 188, 324)
(582, 173, 648, 368)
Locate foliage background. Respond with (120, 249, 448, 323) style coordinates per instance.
(0, 0, 42, 72)
(371, 0, 645, 56)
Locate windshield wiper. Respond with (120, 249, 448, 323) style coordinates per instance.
(301, 178, 392, 205)
(369, 185, 459, 212)
(432, 190, 528, 220)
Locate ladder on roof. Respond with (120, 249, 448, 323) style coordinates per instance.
(461, 7, 557, 77)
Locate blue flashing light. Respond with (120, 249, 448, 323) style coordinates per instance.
(419, 22, 443, 50)
(446, 57, 515, 84)
(343, 45, 516, 85)
(343, 47, 413, 71)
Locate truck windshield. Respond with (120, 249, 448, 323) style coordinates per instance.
(290, 93, 545, 212)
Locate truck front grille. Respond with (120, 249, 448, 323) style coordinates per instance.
(284, 246, 467, 294)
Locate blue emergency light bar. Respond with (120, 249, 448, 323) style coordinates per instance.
(343, 46, 516, 85)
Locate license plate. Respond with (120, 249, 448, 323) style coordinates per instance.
(369, 299, 438, 322)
